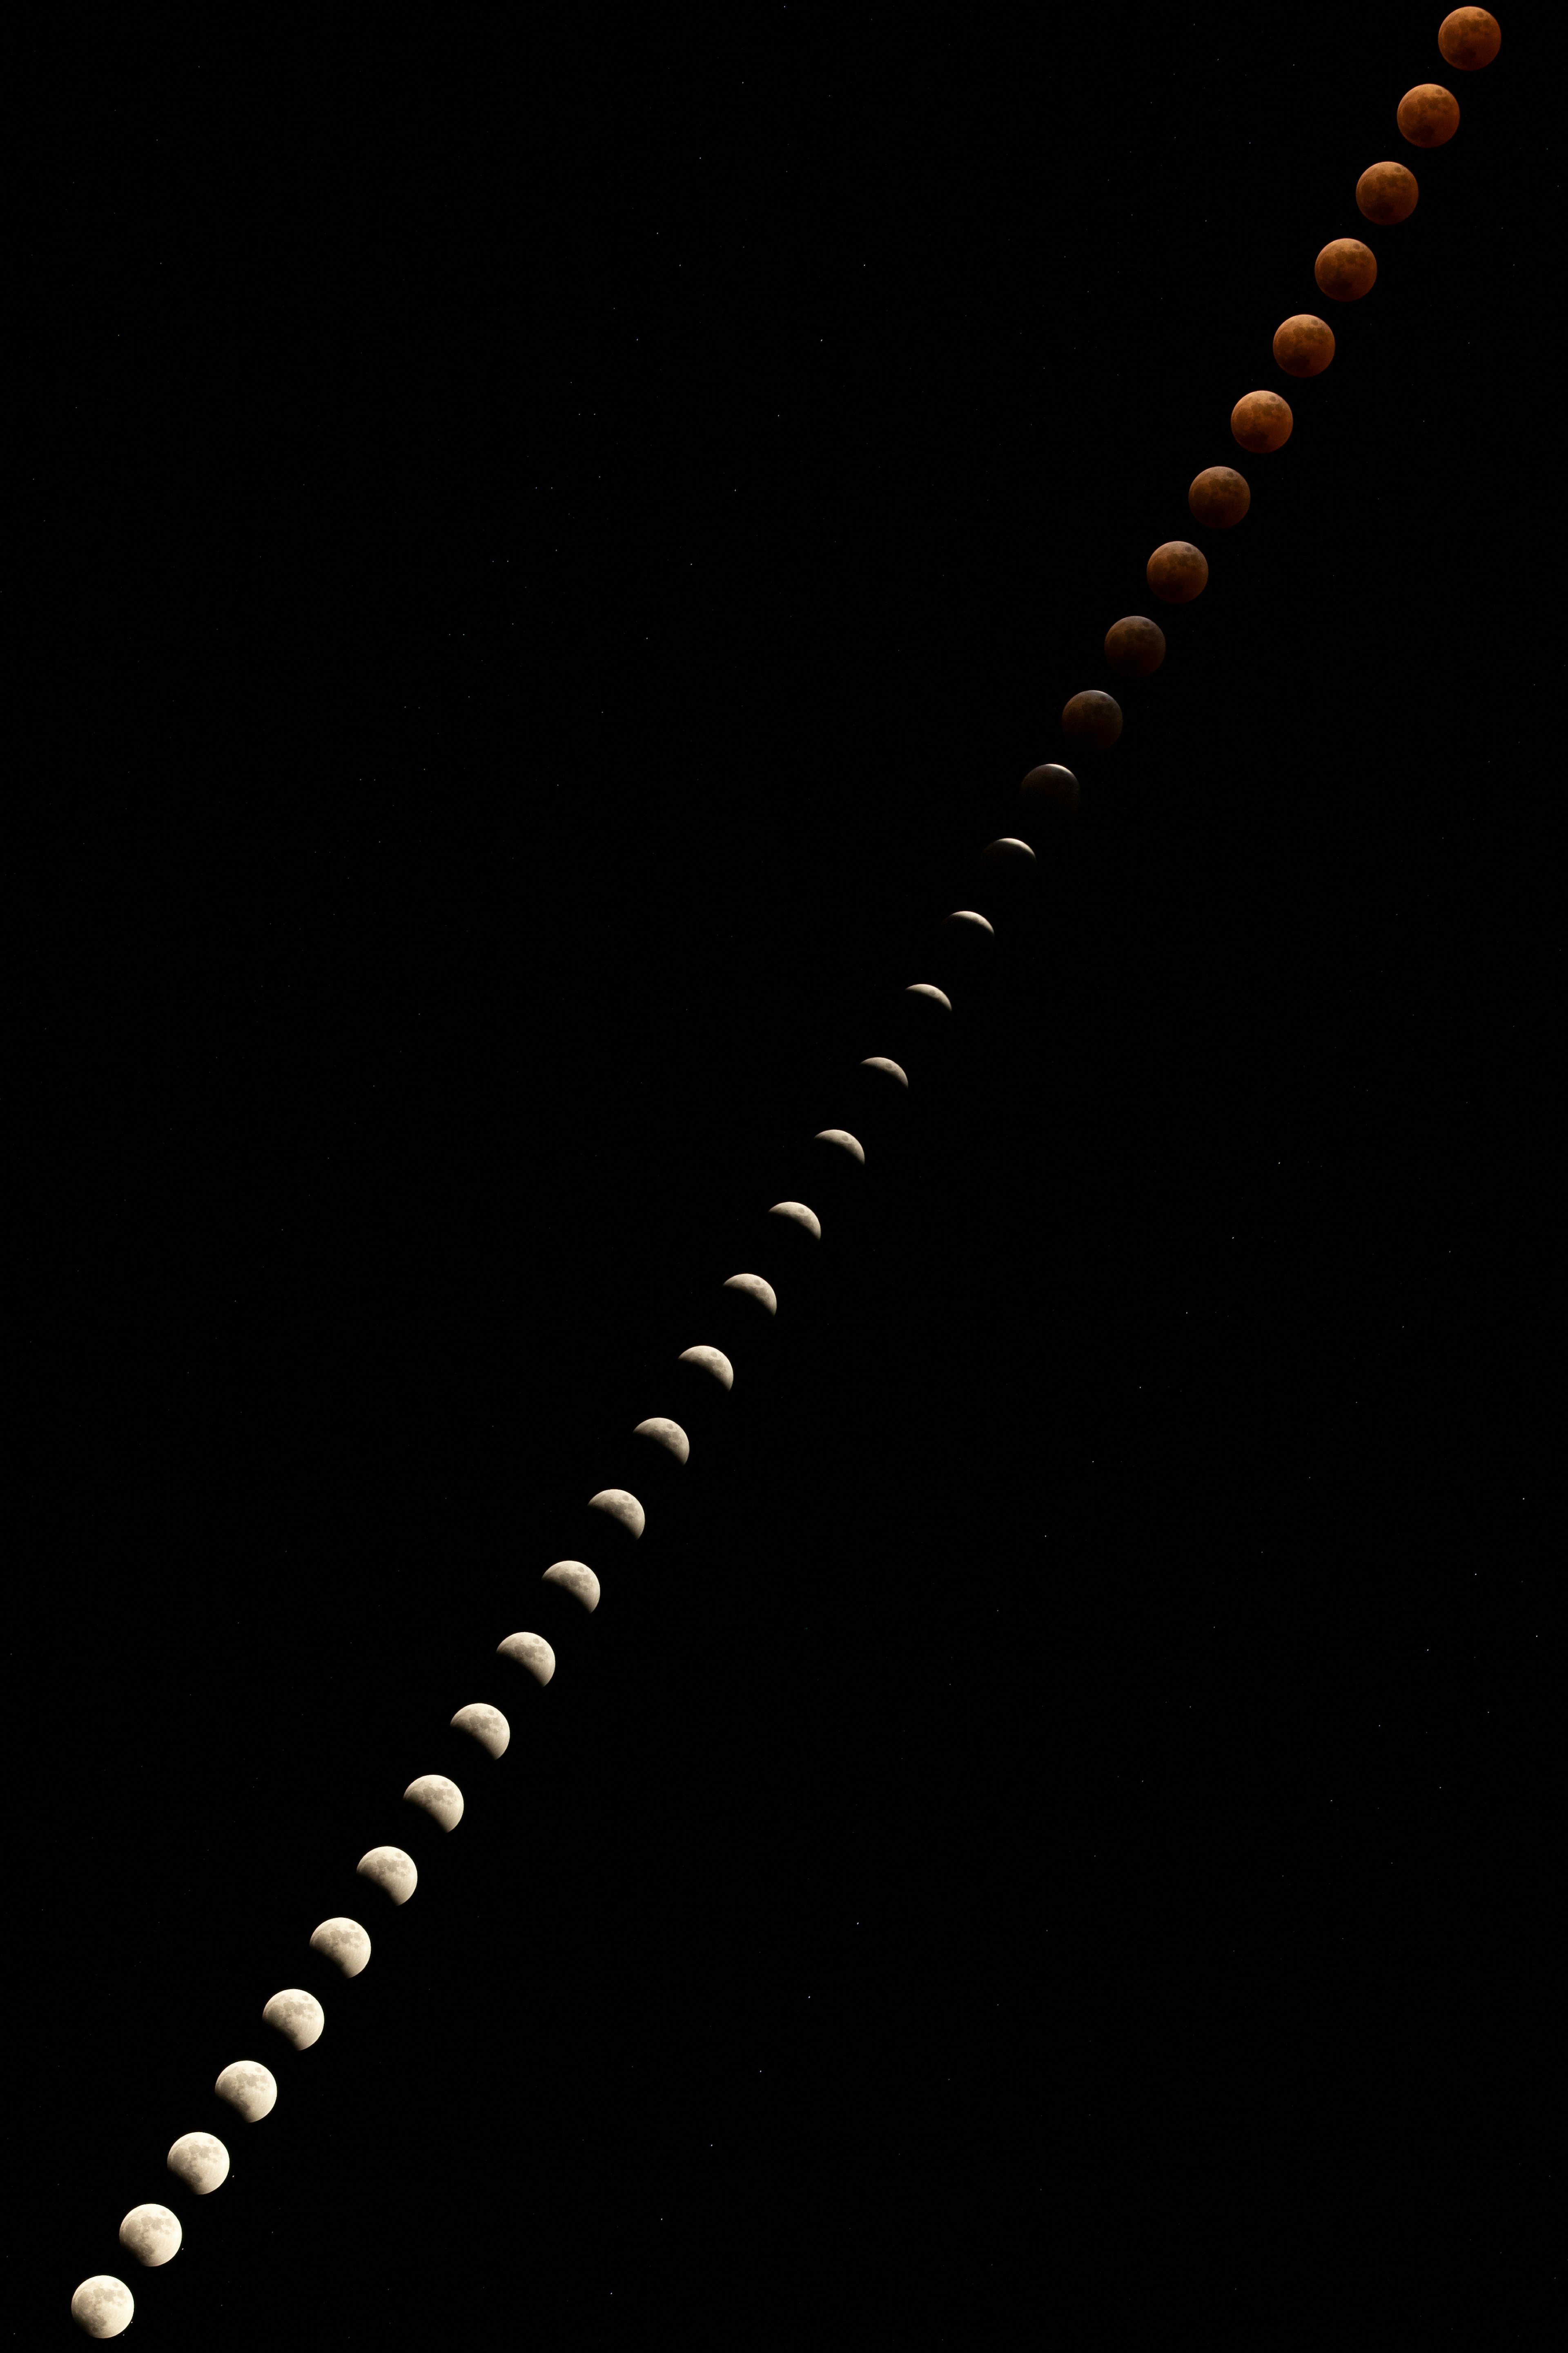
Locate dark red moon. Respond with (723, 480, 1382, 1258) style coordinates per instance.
(1315, 237, 1378, 301)
(1231, 390, 1294, 453)
(1061, 691, 1123, 751)
(1356, 161, 1419, 225)
(1188, 466, 1251, 529)
(1146, 542, 1209, 603)
(1272, 316, 1335, 377)
(1018, 763, 1080, 826)
(1397, 84, 1460, 147)
(1438, 8, 1501, 69)
(1103, 616, 1166, 678)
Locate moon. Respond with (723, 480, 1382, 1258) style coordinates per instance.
(214, 2059, 278, 2121)
(677, 1343, 733, 1390)
(813, 1127, 866, 1163)
(860, 1053, 910, 1088)
(1271, 316, 1334, 376)
(262, 1987, 323, 2049)
(1147, 541, 1208, 602)
(587, 1485, 646, 1537)
(1061, 689, 1123, 749)
(1398, 83, 1459, 146)
(497, 1630, 557, 1684)
(450, 1702, 510, 1756)
(543, 1559, 601, 1610)
(768, 1200, 822, 1241)
(1356, 161, 1419, 223)
(166, 2130, 230, 2195)
(1187, 466, 1250, 528)
(1018, 765, 1079, 827)
(309, 1915, 373, 1973)
(118, 2204, 181, 2267)
(1315, 236, 1376, 300)
(1438, 7, 1500, 69)
(402, 1775, 464, 1830)
(1231, 390, 1293, 451)
(70, 2277, 134, 2338)
(1103, 616, 1165, 677)
(356, 1843, 420, 1901)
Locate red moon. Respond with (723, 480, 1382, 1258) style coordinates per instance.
(1272, 317, 1335, 377)
(1438, 8, 1501, 69)
(1061, 691, 1123, 751)
(1146, 542, 1208, 603)
(1398, 84, 1460, 147)
(1188, 466, 1250, 529)
(1231, 390, 1293, 453)
(1356, 161, 1419, 225)
(1103, 616, 1166, 678)
(1315, 238, 1377, 301)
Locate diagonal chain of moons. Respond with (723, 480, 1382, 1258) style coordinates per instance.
(67, 7, 1507, 2337)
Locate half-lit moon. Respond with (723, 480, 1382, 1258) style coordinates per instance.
(1104, 616, 1165, 676)
(497, 1631, 557, 1685)
(677, 1344, 733, 1390)
(214, 2060, 278, 2121)
(768, 1201, 822, 1241)
(402, 1775, 464, 1831)
(357, 1843, 420, 1902)
(118, 2205, 181, 2268)
(1271, 316, 1334, 376)
(450, 1703, 511, 1757)
(1314, 237, 1376, 301)
(71, 2277, 134, 2338)
(588, 1485, 646, 1537)
(1397, 83, 1459, 146)
(1438, 7, 1500, 69)
(1147, 542, 1209, 602)
(1356, 161, 1419, 223)
(166, 2131, 230, 2195)
(309, 1916, 372, 1974)
(721, 1273, 776, 1318)
(1188, 467, 1250, 528)
(543, 1559, 601, 1611)
(1231, 390, 1293, 451)
(262, 1987, 324, 2048)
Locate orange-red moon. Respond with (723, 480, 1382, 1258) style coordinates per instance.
(1356, 161, 1419, 225)
(1231, 390, 1293, 453)
(1061, 691, 1123, 751)
(1188, 467, 1251, 529)
(1315, 238, 1377, 301)
(1147, 543, 1209, 603)
(1103, 616, 1166, 678)
(1398, 84, 1460, 146)
(1438, 8, 1501, 69)
(1272, 317, 1335, 377)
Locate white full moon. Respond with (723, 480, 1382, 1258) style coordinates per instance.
(678, 1344, 733, 1389)
(497, 1630, 557, 1684)
(768, 1200, 822, 1240)
(543, 1559, 600, 1612)
(309, 1916, 372, 1975)
(633, 1416, 690, 1464)
(450, 1702, 510, 1757)
(166, 2131, 230, 2195)
(403, 1773, 465, 1830)
(71, 2276, 134, 2337)
(262, 1987, 324, 2049)
(118, 2204, 181, 2267)
(214, 2060, 278, 2121)
(357, 1843, 419, 1902)
(587, 1486, 645, 1538)
(723, 1271, 777, 1314)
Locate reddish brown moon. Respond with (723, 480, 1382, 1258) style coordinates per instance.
(1315, 237, 1378, 301)
(1061, 691, 1122, 751)
(1188, 466, 1250, 529)
(1146, 542, 1208, 603)
(1438, 8, 1500, 69)
(1397, 84, 1459, 147)
(1356, 161, 1419, 225)
(1018, 763, 1080, 825)
(1231, 390, 1293, 453)
(1272, 316, 1335, 377)
(1103, 616, 1166, 678)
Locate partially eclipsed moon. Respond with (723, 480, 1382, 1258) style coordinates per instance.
(543, 1559, 601, 1610)
(1397, 83, 1459, 146)
(1438, 7, 1500, 69)
(497, 1631, 557, 1685)
(1062, 689, 1122, 749)
(1103, 616, 1166, 677)
(1147, 542, 1209, 602)
(721, 1272, 776, 1318)
(860, 1055, 909, 1087)
(402, 1775, 464, 1831)
(118, 2205, 181, 2268)
(1356, 161, 1419, 223)
(262, 1987, 324, 2049)
(310, 1916, 373, 1974)
(71, 2277, 134, 2338)
(357, 1843, 420, 1901)
(1018, 766, 1080, 825)
(1188, 467, 1250, 528)
(633, 1416, 691, 1463)
(768, 1201, 822, 1240)
(813, 1128, 866, 1163)
(1231, 390, 1293, 451)
(678, 1344, 734, 1390)
(450, 1703, 511, 1756)
(936, 914, 991, 945)
(905, 981, 953, 1009)
(1314, 237, 1377, 301)
(214, 2060, 278, 2121)
(167, 2131, 230, 2195)
(1271, 316, 1334, 377)
(588, 1485, 646, 1537)
(975, 837, 1036, 882)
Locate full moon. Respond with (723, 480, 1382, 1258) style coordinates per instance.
(166, 2130, 230, 2195)
(1271, 316, 1334, 377)
(1231, 390, 1293, 452)
(1314, 237, 1377, 301)
(310, 1916, 372, 1974)
(1103, 616, 1165, 677)
(543, 1559, 601, 1610)
(1188, 466, 1250, 528)
(357, 1843, 420, 1901)
(497, 1630, 557, 1684)
(214, 2060, 278, 2121)
(1062, 689, 1123, 749)
(450, 1702, 511, 1756)
(1356, 161, 1419, 223)
(1397, 83, 1459, 146)
(118, 2204, 181, 2267)
(1438, 7, 1500, 69)
(1147, 542, 1209, 602)
(71, 2277, 134, 2338)
(402, 1775, 465, 1829)
(262, 1987, 324, 2049)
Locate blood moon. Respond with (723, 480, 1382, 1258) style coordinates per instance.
(1231, 390, 1293, 453)
(1188, 466, 1250, 529)
(1315, 238, 1377, 302)
(1272, 317, 1335, 377)
(1397, 84, 1460, 147)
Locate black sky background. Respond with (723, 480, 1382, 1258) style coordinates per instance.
(22, 9, 1555, 2343)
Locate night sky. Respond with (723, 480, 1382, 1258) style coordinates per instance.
(26, 9, 1551, 2342)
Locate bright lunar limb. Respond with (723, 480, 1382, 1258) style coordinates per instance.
(1104, 616, 1166, 676)
(309, 1915, 372, 1974)
(543, 1559, 601, 1611)
(677, 1344, 734, 1389)
(722, 1272, 777, 1316)
(1062, 688, 1123, 749)
(633, 1416, 690, 1463)
(814, 1127, 867, 1161)
(768, 1201, 822, 1240)
(214, 2059, 278, 2121)
(166, 2131, 230, 2195)
(904, 981, 954, 1009)
(587, 1485, 646, 1537)
(497, 1631, 557, 1685)
(860, 1055, 910, 1086)
(935, 912, 991, 942)
(1017, 765, 1080, 826)
(71, 2276, 134, 2337)
(403, 1774, 465, 1829)
(262, 1987, 324, 2048)
(118, 2204, 181, 2267)
(450, 1702, 511, 1757)
(357, 1843, 420, 1901)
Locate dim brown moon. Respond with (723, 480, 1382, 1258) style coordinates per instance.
(497, 1630, 557, 1684)
(1187, 467, 1250, 528)
(1438, 7, 1500, 69)
(1314, 237, 1377, 301)
(543, 1559, 601, 1610)
(1231, 390, 1293, 452)
(1018, 764, 1079, 825)
(214, 2061, 278, 2121)
(262, 1988, 325, 2049)
(1271, 316, 1334, 377)
(403, 1773, 466, 1829)
(1147, 542, 1208, 602)
(71, 2278, 135, 2338)
(1062, 690, 1122, 750)
(309, 1916, 373, 1973)
(1397, 84, 1459, 146)
(118, 2206, 182, 2268)
(1103, 616, 1165, 677)
(1356, 161, 1419, 224)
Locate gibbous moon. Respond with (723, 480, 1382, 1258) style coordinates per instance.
(633, 1415, 691, 1464)
(1438, 7, 1500, 69)
(813, 1127, 866, 1162)
(1018, 764, 1080, 824)
(1147, 541, 1209, 602)
(1103, 616, 1165, 677)
(310, 1916, 372, 1974)
(1231, 389, 1293, 451)
(118, 2204, 181, 2268)
(1061, 689, 1122, 749)
(1315, 236, 1377, 301)
(357, 1842, 420, 1901)
(1188, 466, 1250, 528)
(402, 1775, 465, 1829)
(588, 1485, 646, 1537)
(677, 1344, 733, 1390)
(721, 1273, 776, 1318)
(166, 2131, 230, 2195)
(860, 1054, 910, 1087)
(497, 1631, 557, 1685)
(214, 2060, 278, 2121)
(450, 1702, 510, 1757)
(1356, 160, 1419, 224)
(1397, 83, 1459, 146)
(543, 1559, 601, 1610)
(768, 1201, 821, 1241)
(1271, 315, 1334, 377)
(263, 1987, 324, 2049)
(71, 2277, 134, 2338)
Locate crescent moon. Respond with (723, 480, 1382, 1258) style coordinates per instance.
(449, 1702, 511, 1756)
(768, 1200, 822, 1240)
(632, 1415, 690, 1465)
(722, 1271, 777, 1316)
(586, 1486, 646, 1538)
(497, 1631, 557, 1685)
(401, 1774, 465, 1830)
(677, 1343, 734, 1389)
(542, 1560, 601, 1611)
